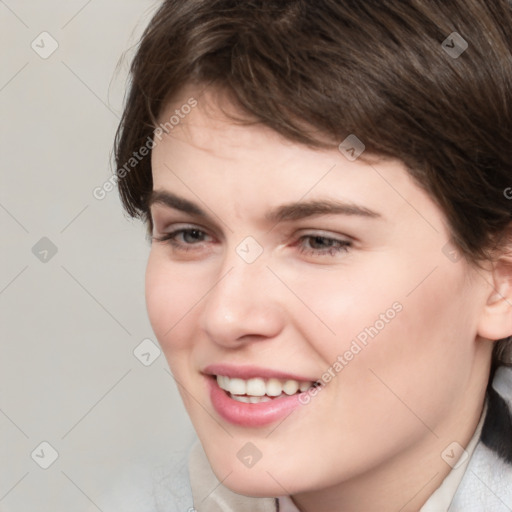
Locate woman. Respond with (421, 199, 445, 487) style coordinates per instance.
(113, 1, 512, 510)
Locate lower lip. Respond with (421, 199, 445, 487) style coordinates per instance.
(207, 376, 309, 427)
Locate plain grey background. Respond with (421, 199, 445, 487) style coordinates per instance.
(0, 1, 195, 510)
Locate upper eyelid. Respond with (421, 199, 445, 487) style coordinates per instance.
(152, 219, 221, 237)
(151, 210, 357, 244)
(149, 205, 227, 235)
(154, 212, 352, 231)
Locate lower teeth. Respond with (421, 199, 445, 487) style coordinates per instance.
(229, 393, 289, 403)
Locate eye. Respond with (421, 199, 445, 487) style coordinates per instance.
(152, 227, 352, 259)
(295, 234, 352, 257)
(152, 227, 212, 251)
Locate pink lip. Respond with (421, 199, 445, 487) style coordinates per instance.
(202, 363, 317, 382)
(206, 375, 308, 427)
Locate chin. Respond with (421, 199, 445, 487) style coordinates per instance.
(221, 476, 285, 498)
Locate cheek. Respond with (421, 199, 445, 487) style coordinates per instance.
(337, 263, 478, 419)
(296, 253, 477, 404)
(144, 252, 201, 352)
(282, 260, 403, 356)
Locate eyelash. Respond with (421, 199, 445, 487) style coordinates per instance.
(152, 228, 352, 257)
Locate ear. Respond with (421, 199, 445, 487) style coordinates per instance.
(477, 233, 512, 341)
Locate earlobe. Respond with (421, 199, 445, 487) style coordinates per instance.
(477, 253, 512, 341)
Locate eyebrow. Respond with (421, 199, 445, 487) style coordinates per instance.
(147, 190, 382, 224)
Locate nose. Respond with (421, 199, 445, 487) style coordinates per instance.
(199, 249, 285, 348)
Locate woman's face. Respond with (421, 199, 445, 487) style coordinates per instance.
(145, 87, 493, 500)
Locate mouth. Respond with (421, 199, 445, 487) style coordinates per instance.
(204, 372, 322, 427)
(202, 364, 322, 426)
(214, 374, 319, 403)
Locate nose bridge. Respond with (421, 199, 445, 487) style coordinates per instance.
(218, 258, 262, 306)
(214, 235, 271, 302)
(199, 239, 284, 344)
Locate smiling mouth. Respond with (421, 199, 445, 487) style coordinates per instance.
(214, 374, 319, 403)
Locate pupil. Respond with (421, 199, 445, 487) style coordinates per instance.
(311, 236, 330, 249)
(185, 230, 202, 242)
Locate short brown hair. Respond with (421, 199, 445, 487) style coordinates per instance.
(114, 0, 512, 366)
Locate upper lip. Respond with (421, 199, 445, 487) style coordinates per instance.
(202, 363, 317, 382)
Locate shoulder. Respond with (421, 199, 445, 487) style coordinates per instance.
(450, 365, 512, 512)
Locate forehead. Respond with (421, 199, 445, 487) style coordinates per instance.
(150, 86, 446, 234)
(154, 87, 365, 183)
(155, 86, 297, 159)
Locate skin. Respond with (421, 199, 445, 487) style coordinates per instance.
(144, 85, 509, 512)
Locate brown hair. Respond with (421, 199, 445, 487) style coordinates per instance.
(114, 0, 512, 366)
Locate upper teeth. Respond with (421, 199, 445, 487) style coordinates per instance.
(216, 375, 314, 396)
